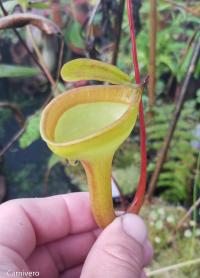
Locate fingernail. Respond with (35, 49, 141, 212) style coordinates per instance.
(122, 213, 147, 244)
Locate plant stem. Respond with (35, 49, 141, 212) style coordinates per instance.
(176, 195, 200, 232)
(0, 89, 53, 158)
(0, 0, 59, 92)
(0, 126, 26, 158)
(0, 102, 25, 127)
(190, 151, 200, 256)
(127, 0, 140, 83)
(112, 175, 127, 211)
(126, 0, 147, 214)
(147, 34, 200, 200)
(26, 26, 57, 90)
(111, 0, 125, 65)
(86, 0, 101, 40)
(193, 151, 200, 226)
(147, 257, 200, 276)
(148, 0, 157, 111)
(165, 30, 197, 98)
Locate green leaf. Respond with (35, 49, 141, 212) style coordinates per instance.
(113, 165, 139, 194)
(28, 1, 49, 9)
(158, 2, 171, 11)
(19, 112, 41, 149)
(0, 64, 39, 78)
(65, 21, 85, 51)
(17, 0, 28, 9)
(158, 55, 177, 75)
(61, 59, 132, 85)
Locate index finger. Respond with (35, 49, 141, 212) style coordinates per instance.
(0, 192, 97, 259)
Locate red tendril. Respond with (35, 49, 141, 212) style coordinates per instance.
(127, 0, 147, 214)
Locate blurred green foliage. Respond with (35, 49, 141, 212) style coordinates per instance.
(119, 0, 200, 94)
(0, 64, 39, 78)
(147, 98, 200, 202)
(19, 112, 41, 148)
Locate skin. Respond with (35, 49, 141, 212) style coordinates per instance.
(0, 193, 153, 278)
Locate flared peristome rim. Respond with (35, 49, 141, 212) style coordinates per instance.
(40, 84, 143, 149)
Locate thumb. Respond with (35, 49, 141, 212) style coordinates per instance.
(81, 214, 151, 278)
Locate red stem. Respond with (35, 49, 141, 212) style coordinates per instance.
(126, 0, 147, 214)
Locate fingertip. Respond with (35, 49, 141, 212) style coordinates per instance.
(122, 213, 147, 245)
(81, 213, 146, 278)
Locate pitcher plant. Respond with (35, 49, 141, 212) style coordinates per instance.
(40, 58, 145, 227)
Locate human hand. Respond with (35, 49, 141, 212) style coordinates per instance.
(0, 192, 152, 278)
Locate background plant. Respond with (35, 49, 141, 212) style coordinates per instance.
(147, 98, 200, 203)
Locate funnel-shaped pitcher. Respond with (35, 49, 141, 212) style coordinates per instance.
(40, 84, 143, 227)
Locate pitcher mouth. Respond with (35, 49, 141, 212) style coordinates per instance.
(40, 84, 143, 148)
